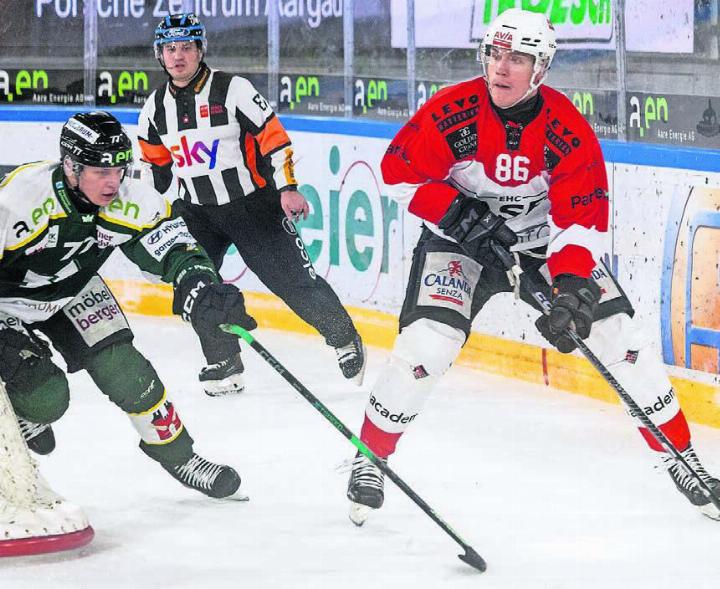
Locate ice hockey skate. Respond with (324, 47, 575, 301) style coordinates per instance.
(664, 444, 720, 520)
(335, 333, 366, 385)
(347, 451, 385, 526)
(17, 417, 55, 455)
(199, 352, 245, 396)
(162, 453, 247, 500)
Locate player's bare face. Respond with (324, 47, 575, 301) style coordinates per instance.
(162, 42, 202, 87)
(78, 166, 125, 206)
(486, 47, 535, 109)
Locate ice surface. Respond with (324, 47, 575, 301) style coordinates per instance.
(3, 315, 719, 588)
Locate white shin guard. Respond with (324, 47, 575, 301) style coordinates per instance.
(127, 391, 185, 446)
(364, 319, 465, 434)
(585, 313, 680, 427)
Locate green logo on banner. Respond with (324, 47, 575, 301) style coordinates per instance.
(417, 82, 442, 110)
(280, 75, 320, 110)
(482, 0, 611, 25)
(572, 92, 594, 116)
(0, 69, 49, 102)
(98, 70, 149, 104)
(355, 79, 388, 114)
(629, 95, 669, 138)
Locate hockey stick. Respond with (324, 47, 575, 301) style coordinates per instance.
(490, 243, 720, 512)
(220, 324, 487, 573)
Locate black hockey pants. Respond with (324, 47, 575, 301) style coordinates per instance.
(173, 189, 357, 362)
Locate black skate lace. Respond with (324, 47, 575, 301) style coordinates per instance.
(666, 446, 712, 491)
(175, 455, 225, 491)
(200, 353, 243, 378)
(204, 356, 233, 372)
(17, 418, 50, 442)
(351, 454, 384, 491)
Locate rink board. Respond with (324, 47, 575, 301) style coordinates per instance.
(1, 109, 719, 428)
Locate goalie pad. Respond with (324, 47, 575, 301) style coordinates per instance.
(0, 470, 92, 543)
(0, 381, 93, 556)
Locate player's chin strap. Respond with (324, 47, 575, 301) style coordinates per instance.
(489, 240, 720, 513)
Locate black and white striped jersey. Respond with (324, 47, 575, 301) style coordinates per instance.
(137, 63, 297, 206)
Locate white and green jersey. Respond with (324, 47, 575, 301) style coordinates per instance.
(0, 161, 217, 323)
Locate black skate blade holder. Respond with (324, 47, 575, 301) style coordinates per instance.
(490, 241, 720, 513)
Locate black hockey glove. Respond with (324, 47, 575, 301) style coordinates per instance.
(438, 195, 517, 270)
(175, 274, 257, 334)
(535, 274, 601, 353)
(0, 328, 52, 384)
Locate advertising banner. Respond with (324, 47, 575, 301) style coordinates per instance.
(559, 87, 618, 140)
(3, 115, 720, 382)
(352, 76, 409, 120)
(0, 69, 84, 105)
(0, 67, 267, 107)
(277, 73, 344, 116)
(96, 68, 165, 107)
(34, 0, 343, 26)
(222, 131, 409, 313)
(275, 74, 446, 121)
(391, 0, 694, 53)
(627, 92, 720, 149)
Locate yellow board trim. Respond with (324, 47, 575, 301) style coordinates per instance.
(106, 279, 720, 429)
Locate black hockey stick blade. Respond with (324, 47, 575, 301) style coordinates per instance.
(220, 323, 487, 573)
(458, 546, 487, 572)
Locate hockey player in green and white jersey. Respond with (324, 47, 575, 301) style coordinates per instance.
(0, 111, 256, 499)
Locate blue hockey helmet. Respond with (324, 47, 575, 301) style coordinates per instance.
(154, 13, 207, 59)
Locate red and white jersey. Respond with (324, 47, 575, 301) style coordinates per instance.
(381, 78, 609, 279)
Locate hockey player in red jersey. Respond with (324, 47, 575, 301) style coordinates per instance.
(346, 8, 719, 525)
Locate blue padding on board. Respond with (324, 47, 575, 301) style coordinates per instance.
(1, 106, 719, 172)
(599, 141, 720, 173)
(0, 106, 140, 125)
(282, 115, 401, 139)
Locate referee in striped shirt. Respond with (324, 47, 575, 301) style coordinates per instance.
(138, 13, 365, 396)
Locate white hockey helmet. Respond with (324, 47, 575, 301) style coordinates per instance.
(479, 9, 557, 95)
